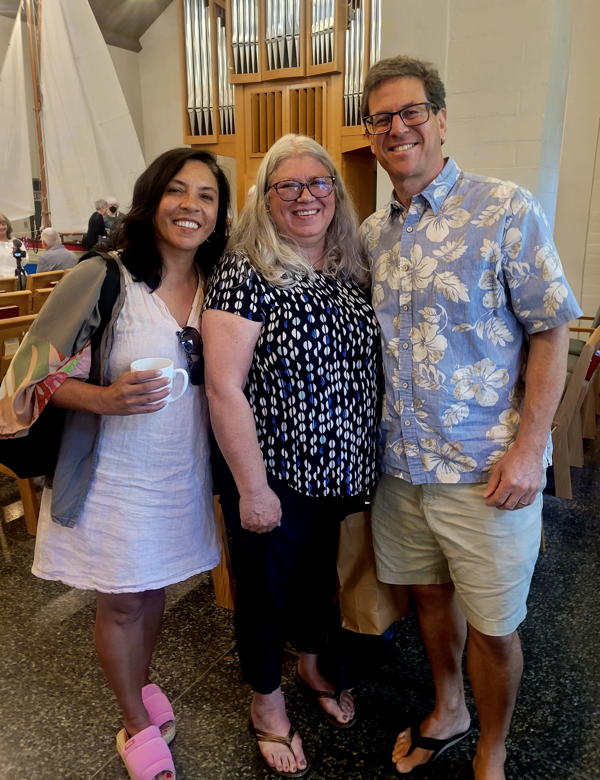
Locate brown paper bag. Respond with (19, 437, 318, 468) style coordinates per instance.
(337, 510, 409, 635)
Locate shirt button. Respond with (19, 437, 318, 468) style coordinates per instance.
(402, 382, 408, 388)
(406, 226, 413, 232)
(404, 419, 411, 426)
(402, 343, 409, 349)
(402, 264, 409, 271)
(402, 305, 409, 311)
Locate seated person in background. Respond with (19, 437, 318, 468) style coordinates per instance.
(83, 199, 108, 250)
(37, 227, 77, 272)
(0, 213, 18, 276)
(104, 196, 123, 235)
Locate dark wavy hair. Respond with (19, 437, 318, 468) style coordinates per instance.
(117, 148, 230, 290)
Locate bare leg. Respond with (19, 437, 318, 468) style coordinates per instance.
(96, 590, 172, 779)
(393, 583, 471, 774)
(297, 652, 354, 724)
(141, 588, 166, 684)
(250, 688, 307, 775)
(468, 628, 522, 780)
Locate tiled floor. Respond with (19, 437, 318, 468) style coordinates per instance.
(1, 436, 599, 779)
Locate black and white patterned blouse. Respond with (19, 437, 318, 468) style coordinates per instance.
(204, 253, 380, 498)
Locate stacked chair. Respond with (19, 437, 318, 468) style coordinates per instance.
(551, 323, 600, 498)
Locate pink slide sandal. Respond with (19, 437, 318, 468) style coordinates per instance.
(116, 724, 175, 780)
(142, 683, 176, 745)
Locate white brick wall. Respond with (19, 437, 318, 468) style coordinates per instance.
(554, 0, 600, 313)
(377, 0, 567, 212)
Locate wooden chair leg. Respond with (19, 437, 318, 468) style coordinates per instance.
(551, 432, 573, 499)
(568, 408, 585, 468)
(210, 497, 235, 610)
(581, 372, 600, 439)
(17, 477, 39, 535)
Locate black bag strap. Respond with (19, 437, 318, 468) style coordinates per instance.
(90, 253, 120, 353)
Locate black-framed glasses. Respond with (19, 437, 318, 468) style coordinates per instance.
(363, 102, 434, 135)
(267, 176, 336, 201)
(177, 326, 204, 385)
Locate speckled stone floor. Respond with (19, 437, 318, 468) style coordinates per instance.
(0, 434, 599, 779)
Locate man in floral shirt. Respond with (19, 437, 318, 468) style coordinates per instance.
(360, 55, 582, 779)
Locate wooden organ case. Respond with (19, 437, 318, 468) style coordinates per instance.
(178, 0, 381, 219)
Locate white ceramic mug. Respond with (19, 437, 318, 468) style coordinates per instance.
(130, 357, 188, 403)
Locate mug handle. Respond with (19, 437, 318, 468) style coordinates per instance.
(169, 368, 189, 401)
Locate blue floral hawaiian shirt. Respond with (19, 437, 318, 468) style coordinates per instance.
(360, 157, 582, 484)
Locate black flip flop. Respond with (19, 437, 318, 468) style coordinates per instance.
(397, 721, 472, 772)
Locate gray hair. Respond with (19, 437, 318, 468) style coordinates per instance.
(228, 134, 368, 287)
(41, 227, 61, 248)
(95, 198, 108, 210)
(106, 196, 118, 206)
(361, 55, 446, 119)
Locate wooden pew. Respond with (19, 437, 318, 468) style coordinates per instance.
(0, 276, 18, 293)
(25, 269, 70, 292)
(32, 287, 54, 314)
(0, 291, 32, 319)
(0, 313, 39, 535)
(0, 314, 36, 380)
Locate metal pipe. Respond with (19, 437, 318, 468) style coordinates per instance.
(191, 0, 203, 133)
(250, 0, 258, 73)
(183, 0, 196, 133)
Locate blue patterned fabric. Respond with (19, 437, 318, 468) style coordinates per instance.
(360, 157, 582, 485)
(204, 253, 381, 497)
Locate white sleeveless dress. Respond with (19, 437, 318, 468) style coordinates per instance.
(32, 268, 219, 592)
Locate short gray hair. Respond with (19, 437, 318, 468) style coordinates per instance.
(361, 55, 446, 119)
(41, 227, 60, 248)
(95, 198, 108, 210)
(228, 134, 367, 287)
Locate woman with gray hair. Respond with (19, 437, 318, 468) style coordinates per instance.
(83, 198, 108, 250)
(203, 134, 380, 777)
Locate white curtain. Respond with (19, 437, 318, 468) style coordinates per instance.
(41, 0, 145, 232)
(0, 2, 34, 222)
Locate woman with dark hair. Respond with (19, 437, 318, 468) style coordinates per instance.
(0, 148, 230, 780)
(203, 135, 380, 777)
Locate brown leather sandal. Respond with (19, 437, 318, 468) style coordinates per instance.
(295, 671, 357, 729)
(248, 719, 310, 778)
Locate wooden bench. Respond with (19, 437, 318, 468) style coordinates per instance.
(0, 276, 18, 293)
(32, 287, 54, 314)
(0, 314, 36, 381)
(0, 291, 32, 317)
(25, 269, 70, 292)
(0, 313, 39, 535)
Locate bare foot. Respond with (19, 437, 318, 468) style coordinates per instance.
(392, 710, 471, 774)
(297, 654, 355, 725)
(250, 689, 307, 776)
(473, 745, 507, 780)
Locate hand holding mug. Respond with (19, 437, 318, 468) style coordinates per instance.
(130, 357, 188, 403)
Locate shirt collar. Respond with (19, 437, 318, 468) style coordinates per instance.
(387, 157, 461, 218)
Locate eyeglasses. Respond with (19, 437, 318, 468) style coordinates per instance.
(177, 326, 204, 385)
(267, 176, 336, 201)
(363, 102, 434, 135)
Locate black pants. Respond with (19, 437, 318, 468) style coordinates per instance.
(218, 470, 358, 694)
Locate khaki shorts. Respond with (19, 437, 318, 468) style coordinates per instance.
(371, 473, 543, 636)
